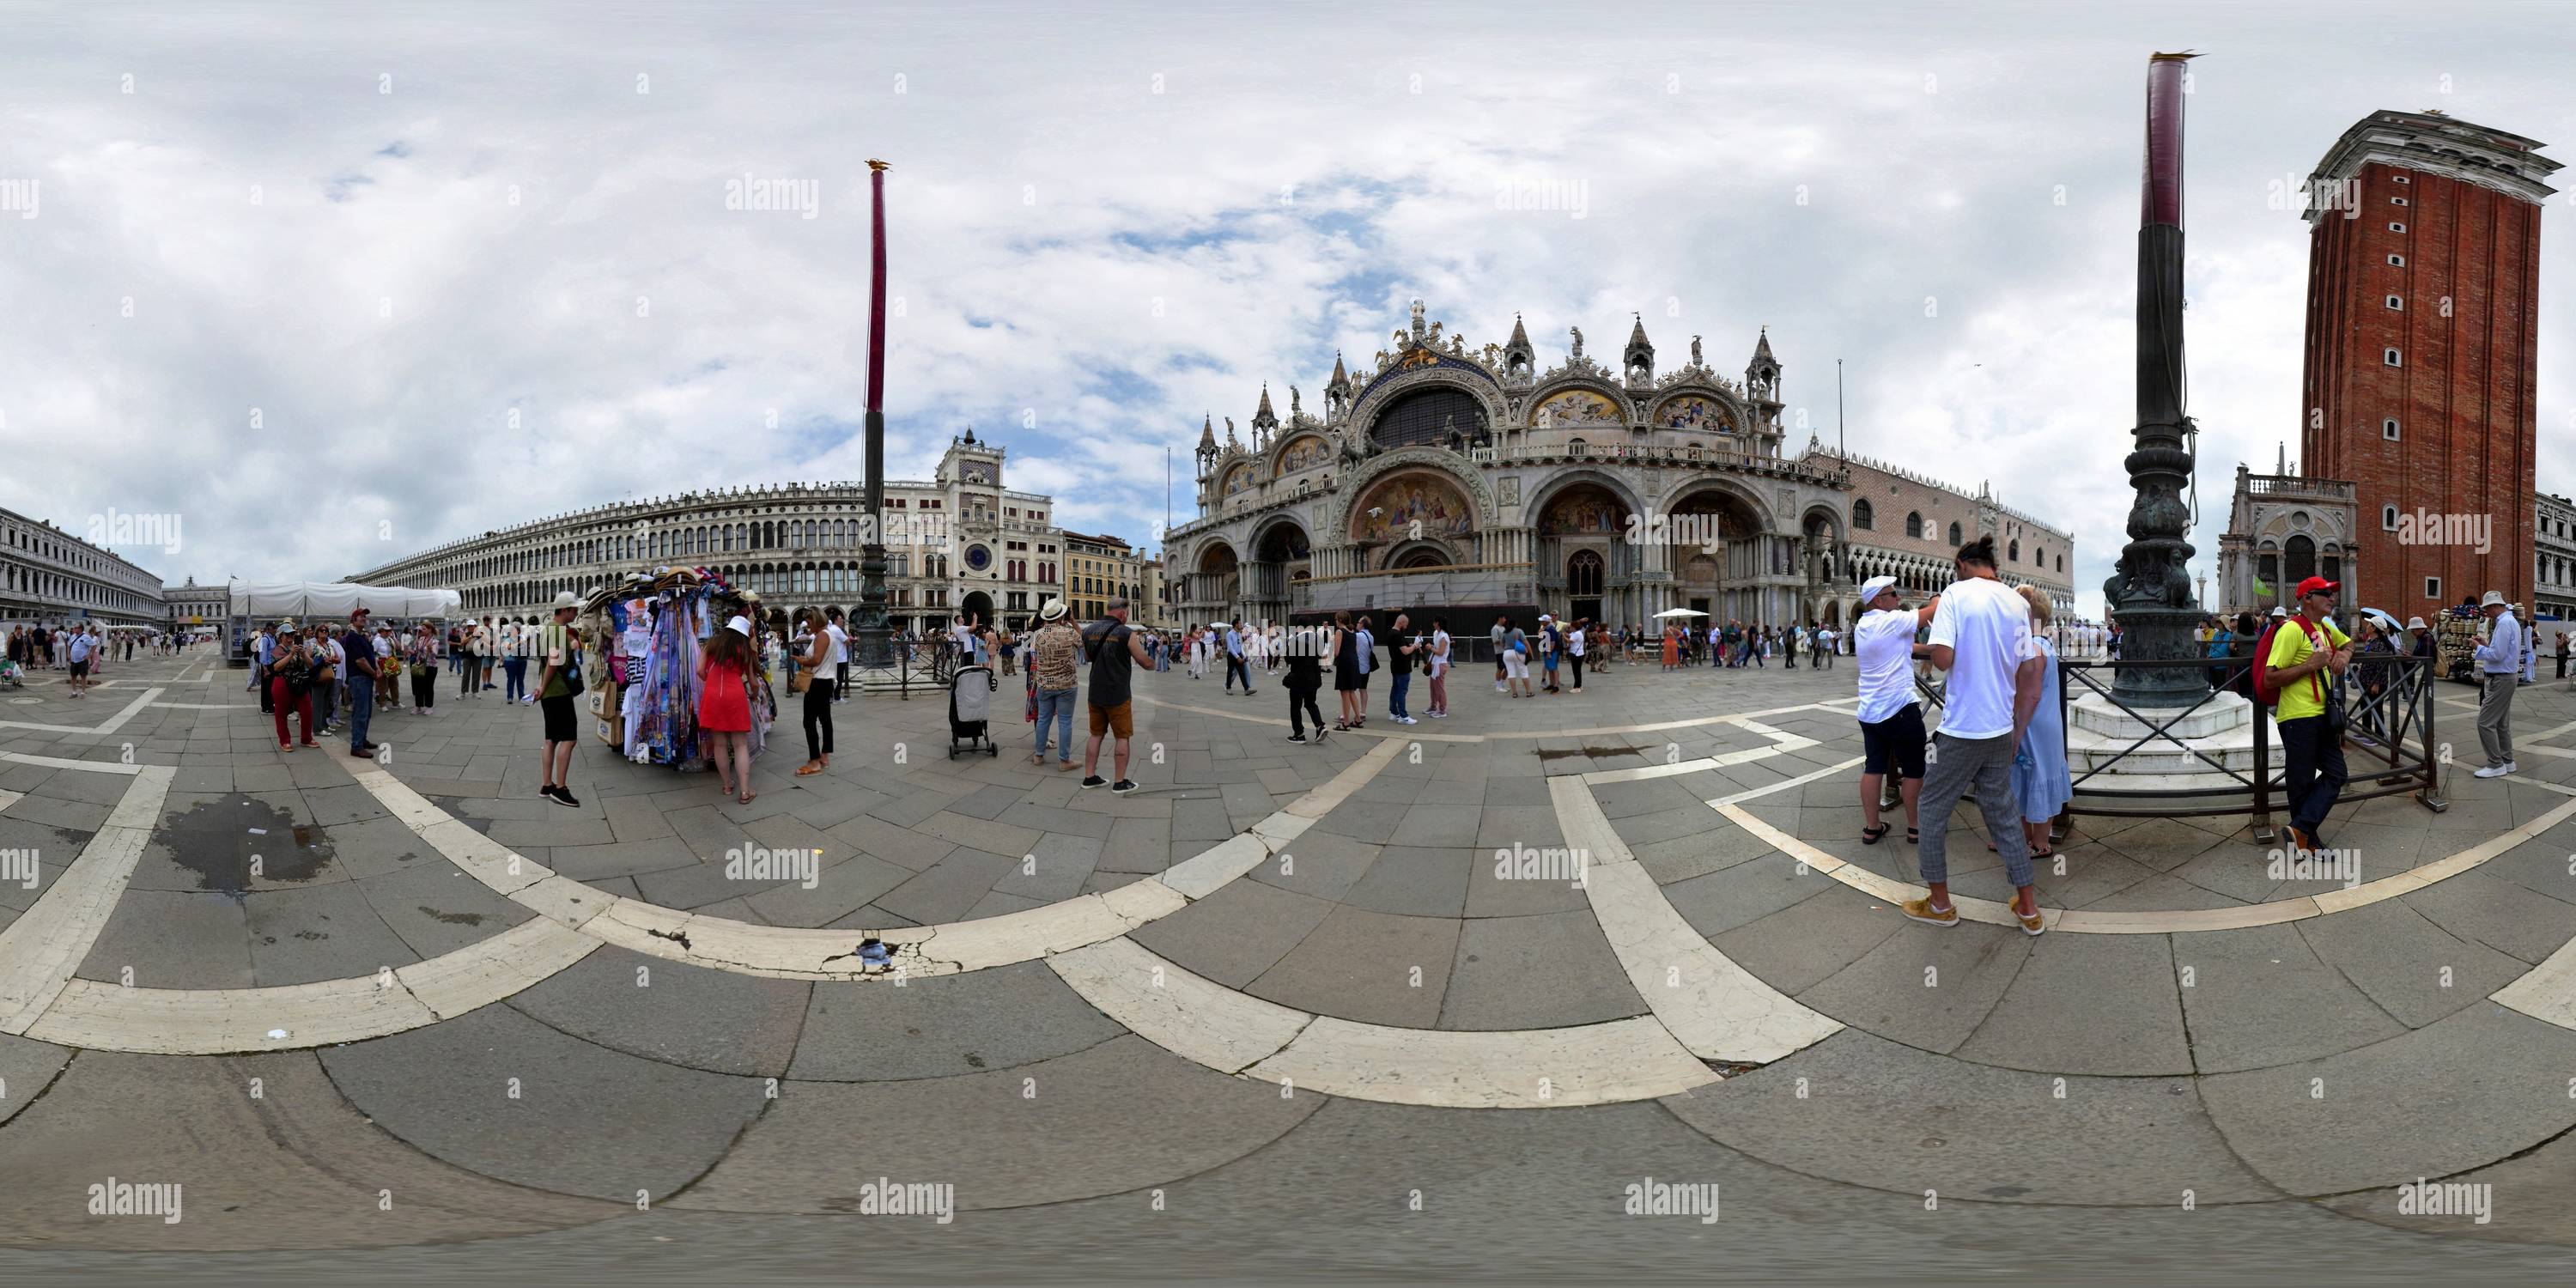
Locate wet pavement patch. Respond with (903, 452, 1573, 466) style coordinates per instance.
(1534, 745, 1644, 762)
(163, 795, 335, 901)
(418, 907, 487, 927)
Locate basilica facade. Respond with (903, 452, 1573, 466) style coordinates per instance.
(1168, 302, 2074, 635)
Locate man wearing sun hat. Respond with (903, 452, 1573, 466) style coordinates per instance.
(2471, 589, 2523, 778)
(1852, 574, 1938, 848)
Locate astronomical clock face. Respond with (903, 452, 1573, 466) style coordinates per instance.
(1532, 388, 1623, 428)
(964, 544, 993, 572)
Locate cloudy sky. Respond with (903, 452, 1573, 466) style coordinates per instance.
(4, 1, 2573, 617)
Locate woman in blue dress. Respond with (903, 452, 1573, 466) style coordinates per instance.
(2010, 584, 2072, 858)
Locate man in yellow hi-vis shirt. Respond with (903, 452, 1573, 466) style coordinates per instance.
(2263, 575, 2352, 855)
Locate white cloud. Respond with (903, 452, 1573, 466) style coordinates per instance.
(2, 4, 2571, 621)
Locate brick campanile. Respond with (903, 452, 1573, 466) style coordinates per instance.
(2300, 110, 2558, 615)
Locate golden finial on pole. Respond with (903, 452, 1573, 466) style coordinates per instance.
(866, 158, 890, 172)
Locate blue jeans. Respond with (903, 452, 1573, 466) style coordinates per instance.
(1034, 687, 1076, 762)
(2277, 714, 2348, 841)
(1388, 668, 1411, 718)
(503, 656, 527, 701)
(347, 677, 374, 750)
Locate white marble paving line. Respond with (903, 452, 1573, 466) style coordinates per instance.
(1473, 698, 1844, 742)
(1, 752, 144, 776)
(1550, 777, 1842, 1065)
(0, 764, 174, 1035)
(0, 686, 164, 736)
(341, 735, 1407, 982)
(0, 789, 19, 814)
(1577, 714, 1826, 786)
(1050, 937, 1718, 1108)
(1715, 788, 2576, 936)
(2516, 716, 2576, 746)
(1131, 694, 1480, 743)
(1140, 692, 1855, 753)
(22, 918, 603, 1055)
(1706, 756, 1864, 808)
(147, 702, 247, 710)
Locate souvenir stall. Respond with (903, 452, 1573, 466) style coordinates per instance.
(582, 568, 776, 769)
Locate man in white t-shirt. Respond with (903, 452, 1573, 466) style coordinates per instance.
(1851, 575, 1937, 848)
(1906, 536, 2048, 935)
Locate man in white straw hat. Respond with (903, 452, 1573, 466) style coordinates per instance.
(1851, 574, 1938, 847)
(2472, 590, 2523, 778)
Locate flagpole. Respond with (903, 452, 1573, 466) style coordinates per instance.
(854, 158, 893, 668)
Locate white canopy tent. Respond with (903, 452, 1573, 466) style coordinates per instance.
(226, 580, 460, 622)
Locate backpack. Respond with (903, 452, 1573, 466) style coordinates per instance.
(2253, 618, 2333, 712)
(2249, 621, 2287, 707)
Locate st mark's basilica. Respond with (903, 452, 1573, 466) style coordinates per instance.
(1168, 301, 2076, 634)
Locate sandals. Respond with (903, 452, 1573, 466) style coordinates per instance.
(794, 762, 823, 776)
(738, 791, 757, 805)
(1861, 823, 1891, 846)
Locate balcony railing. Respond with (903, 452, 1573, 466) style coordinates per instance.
(2243, 474, 2354, 501)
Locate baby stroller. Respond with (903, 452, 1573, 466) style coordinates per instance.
(946, 664, 999, 758)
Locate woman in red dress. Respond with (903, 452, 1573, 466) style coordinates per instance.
(699, 615, 757, 804)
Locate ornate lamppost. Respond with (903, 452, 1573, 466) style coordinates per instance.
(2104, 53, 2209, 708)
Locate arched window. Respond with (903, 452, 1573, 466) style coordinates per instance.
(1905, 512, 1923, 539)
(2008, 539, 2020, 562)
(1568, 550, 1605, 598)
(1947, 521, 1962, 547)
(2284, 534, 2316, 587)
(1852, 500, 1874, 531)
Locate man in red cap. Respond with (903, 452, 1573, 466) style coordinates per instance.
(2261, 575, 2352, 854)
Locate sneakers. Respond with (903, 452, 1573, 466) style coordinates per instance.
(1900, 896, 1958, 927)
(1287, 733, 1309, 744)
(1109, 780, 1139, 794)
(2473, 762, 2513, 779)
(542, 784, 581, 808)
(1080, 775, 1108, 789)
(2008, 898, 2046, 936)
(1394, 715, 1417, 725)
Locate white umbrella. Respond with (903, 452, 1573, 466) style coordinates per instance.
(1652, 608, 1709, 619)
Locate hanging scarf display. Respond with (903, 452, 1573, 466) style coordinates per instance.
(588, 566, 773, 769)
